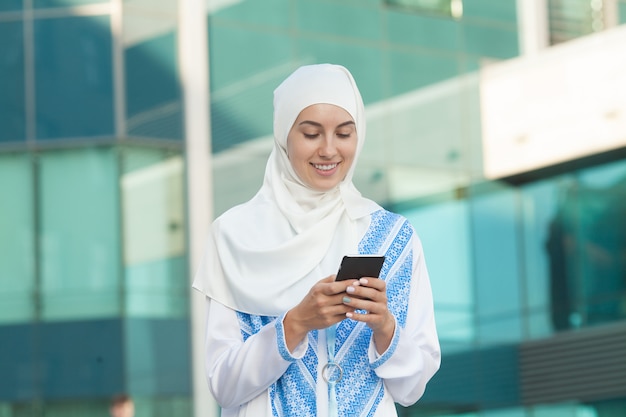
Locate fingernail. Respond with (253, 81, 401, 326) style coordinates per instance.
(346, 312, 353, 318)
(359, 278, 368, 285)
(346, 286, 355, 293)
(343, 296, 351, 303)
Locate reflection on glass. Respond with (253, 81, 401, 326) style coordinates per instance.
(546, 168, 626, 331)
(547, 0, 608, 44)
(124, 8, 182, 141)
(121, 147, 187, 318)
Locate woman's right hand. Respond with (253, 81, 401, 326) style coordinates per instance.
(283, 275, 355, 352)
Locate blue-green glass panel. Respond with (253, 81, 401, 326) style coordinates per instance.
(39, 320, 124, 397)
(463, 0, 518, 23)
(34, 0, 105, 8)
(0, 21, 25, 142)
(39, 147, 120, 320)
(209, 25, 291, 151)
(520, 180, 560, 337)
(340, 0, 379, 6)
(384, 0, 456, 18)
(296, 38, 385, 104)
(210, 0, 291, 29)
(0, 0, 22, 12)
(0, 154, 35, 323)
(403, 200, 475, 352)
(37, 399, 110, 416)
(126, 319, 191, 396)
(620, 2, 626, 24)
(125, 257, 188, 318)
(461, 23, 519, 59)
(548, 170, 626, 331)
(388, 50, 460, 95)
(297, 0, 382, 41)
(125, 30, 183, 140)
(34, 15, 114, 140)
(572, 161, 626, 327)
(0, 321, 124, 401)
(122, 145, 170, 174)
(121, 148, 187, 318)
(132, 396, 192, 417)
(209, 24, 292, 92)
(470, 185, 523, 344)
(386, 9, 462, 52)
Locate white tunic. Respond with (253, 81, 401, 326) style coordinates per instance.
(202, 211, 440, 417)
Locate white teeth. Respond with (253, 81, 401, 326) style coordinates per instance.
(313, 163, 337, 171)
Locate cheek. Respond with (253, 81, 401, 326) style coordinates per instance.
(341, 141, 358, 163)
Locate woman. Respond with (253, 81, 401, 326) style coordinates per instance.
(193, 63, 440, 416)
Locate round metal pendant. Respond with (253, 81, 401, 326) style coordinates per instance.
(322, 362, 343, 383)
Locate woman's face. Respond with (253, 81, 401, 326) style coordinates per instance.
(286, 103, 357, 192)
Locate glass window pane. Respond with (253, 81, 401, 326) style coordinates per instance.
(386, 10, 462, 52)
(463, 0, 518, 23)
(403, 200, 475, 353)
(385, 0, 459, 18)
(0, 153, 35, 323)
(470, 185, 524, 344)
(0, 21, 25, 143)
(126, 320, 192, 395)
(121, 148, 187, 318)
(573, 161, 626, 327)
(34, 15, 114, 140)
(547, 0, 608, 44)
(461, 23, 519, 59)
(388, 50, 460, 95)
(521, 180, 561, 338)
(34, 0, 107, 8)
(125, 28, 183, 140)
(209, 0, 291, 29)
(39, 147, 121, 320)
(208, 25, 290, 151)
(297, 0, 382, 41)
(0, 1, 22, 11)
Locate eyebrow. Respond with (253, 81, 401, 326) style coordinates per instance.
(298, 120, 355, 128)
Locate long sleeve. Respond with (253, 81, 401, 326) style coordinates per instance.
(203, 298, 307, 410)
(369, 234, 441, 406)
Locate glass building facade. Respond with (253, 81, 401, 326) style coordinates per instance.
(1, 0, 625, 416)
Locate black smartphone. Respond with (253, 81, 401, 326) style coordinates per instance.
(335, 255, 385, 281)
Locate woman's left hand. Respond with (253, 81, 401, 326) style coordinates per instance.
(343, 277, 396, 353)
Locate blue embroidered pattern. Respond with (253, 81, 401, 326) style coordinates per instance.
(235, 209, 414, 416)
(236, 312, 318, 416)
(333, 209, 413, 416)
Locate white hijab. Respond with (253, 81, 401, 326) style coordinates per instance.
(193, 64, 380, 315)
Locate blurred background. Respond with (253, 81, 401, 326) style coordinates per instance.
(1, 0, 625, 416)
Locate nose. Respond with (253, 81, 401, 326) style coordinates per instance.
(319, 135, 337, 158)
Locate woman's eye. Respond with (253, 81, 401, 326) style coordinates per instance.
(303, 132, 319, 139)
(337, 132, 352, 139)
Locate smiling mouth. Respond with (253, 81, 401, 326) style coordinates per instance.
(312, 163, 339, 171)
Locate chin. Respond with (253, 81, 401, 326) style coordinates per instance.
(309, 182, 340, 192)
